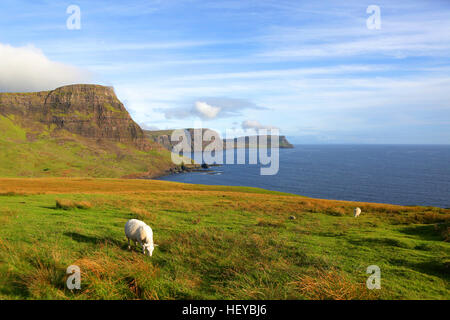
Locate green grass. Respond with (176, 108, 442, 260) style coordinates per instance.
(0, 115, 174, 178)
(0, 115, 27, 141)
(0, 178, 448, 300)
(103, 103, 126, 115)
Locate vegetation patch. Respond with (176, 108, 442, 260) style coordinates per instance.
(290, 268, 379, 300)
(0, 178, 448, 299)
(55, 199, 93, 210)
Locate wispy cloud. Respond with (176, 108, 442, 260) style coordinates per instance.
(157, 97, 266, 121)
(171, 65, 390, 81)
(242, 120, 278, 130)
(258, 14, 450, 60)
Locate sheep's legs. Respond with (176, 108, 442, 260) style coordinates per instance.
(127, 238, 131, 250)
(137, 241, 146, 255)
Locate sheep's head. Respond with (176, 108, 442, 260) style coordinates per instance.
(145, 243, 158, 256)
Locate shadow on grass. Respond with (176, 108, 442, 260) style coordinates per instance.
(39, 206, 58, 210)
(413, 260, 450, 280)
(398, 225, 443, 241)
(63, 232, 124, 247)
(348, 237, 413, 249)
(0, 274, 31, 299)
(389, 257, 449, 280)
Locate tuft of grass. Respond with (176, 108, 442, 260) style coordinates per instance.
(436, 222, 450, 242)
(323, 207, 346, 217)
(0, 208, 19, 225)
(290, 268, 379, 300)
(192, 217, 201, 225)
(130, 207, 155, 221)
(75, 201, 93, 209)
(73, 251, 161, 299)
(56, 199, 92, 210)
(256, 218, 285, 228)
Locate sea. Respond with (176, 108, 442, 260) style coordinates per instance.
(156, 145, 450, 208)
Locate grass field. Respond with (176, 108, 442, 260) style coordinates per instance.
(0, 115, 174, 178)
(0, 178, 448, 299)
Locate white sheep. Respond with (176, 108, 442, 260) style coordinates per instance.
(354, 207, 362, 218)
(124, 219, 157, 256)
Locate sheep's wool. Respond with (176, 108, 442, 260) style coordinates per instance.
(125, 219, 154, 255)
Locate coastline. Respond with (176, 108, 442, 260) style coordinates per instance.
(149, 170, 449, 209)
(151, 145, 450, 209)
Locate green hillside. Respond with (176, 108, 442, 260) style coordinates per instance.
(0, 85, 175, 178)
(0, 178, 448, 299)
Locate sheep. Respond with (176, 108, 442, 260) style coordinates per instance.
(124, 219, 158, 256)
(354, 207, 362, 218)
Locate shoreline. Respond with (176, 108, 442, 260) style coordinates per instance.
(145, 163, 222, 180)
(0, 175, 447, 209)
(150, 168, 450, 210)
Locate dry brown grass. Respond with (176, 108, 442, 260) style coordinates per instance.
(130, 207, 155, 221)
(75, 201, 93, 209)
(55, 199, 92, 210)
(74, 250, 160, 299)
(18, 258, 66, 299)
(0, 177, 242, 194)
(3, 245, 69, 299)
(191, 217, 201, 224)
(256, 218, 285, 228)
(0, 208, 18, 225)
(1, 178, 449, 228)
(0, 191, 27, 196)
(290, 268, 379, 300)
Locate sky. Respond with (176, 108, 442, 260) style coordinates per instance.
(0, 0, 449, 144)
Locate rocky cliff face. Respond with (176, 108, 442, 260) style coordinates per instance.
(145, 128, 294, 151)
(0, 84, 151, 151)
(223, 135, 294, 149)
(145, 128, 223, 152)
(0, 84, 175, 178)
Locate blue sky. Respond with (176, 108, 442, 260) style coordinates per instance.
(0, 0, 449, 143)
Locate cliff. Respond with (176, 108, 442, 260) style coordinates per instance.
(223, 135, 294, 149)
(0, 84, 151, 150)
(0, 84, 175, 178)
(144, 128, 294, 151)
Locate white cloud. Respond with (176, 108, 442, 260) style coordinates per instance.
(194, 101, 221, 119)
(138, 123, 160, 131)
(242, 120, 278, 130)
(0, 43, 92, 92)
(258, 17, 450, 60)
(156, 97, 266, 121)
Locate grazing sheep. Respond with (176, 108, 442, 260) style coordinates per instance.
(124, 219, 157, 256)
(354, 207, 362, 218)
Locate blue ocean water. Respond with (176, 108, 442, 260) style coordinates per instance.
(157, 145, 450, 208)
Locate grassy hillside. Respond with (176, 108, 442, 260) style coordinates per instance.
(0, 115, 173, 178)
(0, 85, 177, 178)
(0, 178, 448, 299)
